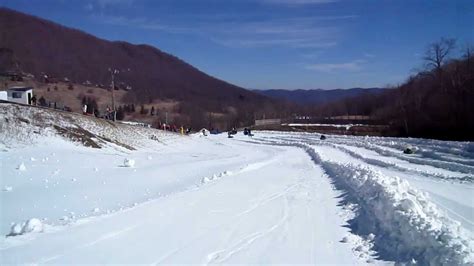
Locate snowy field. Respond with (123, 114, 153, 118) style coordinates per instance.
(1, 107, 473, 264)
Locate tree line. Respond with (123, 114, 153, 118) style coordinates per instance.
(308, 38, 474, 140)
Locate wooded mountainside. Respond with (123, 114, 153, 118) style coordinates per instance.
(0, 7, 282, 130)
(307, 39, 474, 140)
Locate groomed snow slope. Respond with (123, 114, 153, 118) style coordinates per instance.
(1, 104, 473, 264)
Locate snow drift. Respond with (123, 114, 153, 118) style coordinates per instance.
(302, 144, 474, 265)
(8, 218, 44, 236)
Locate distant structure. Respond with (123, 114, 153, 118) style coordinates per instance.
(6, 86, 34, 104)
(0, 91, 7, 101)
(255, 119, 281, 126)
(0, 71, 23, 82)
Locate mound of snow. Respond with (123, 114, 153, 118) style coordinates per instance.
(123, 158, 135, 167)
(3, 186, 13, 192)
(301, 145, 474, 265)
(201, 171, 231, 184)
(22, 218, 44, 233)
(17, 162, 26, 171)
(9, 223, 23, 236)
(8, 218, 44, 236)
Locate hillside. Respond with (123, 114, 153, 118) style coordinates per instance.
(0, 8, 279, 128)
(254, 88, 384, 106)
(0, 102, 182, 150)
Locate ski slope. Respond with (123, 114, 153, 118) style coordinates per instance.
(1, 123, 473, 264)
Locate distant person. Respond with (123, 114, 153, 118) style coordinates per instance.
(83, 104, 87, 115)
(105, 106, 111, 119)
(31, 95, 37, 105)
(180, 126, 184, 135)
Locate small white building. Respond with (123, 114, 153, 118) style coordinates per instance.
(7, 87, 34, 104)
(0, 91, 7, 101)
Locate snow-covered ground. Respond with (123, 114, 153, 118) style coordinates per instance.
(1, 105, 473, 264)
(283, 123, 365, 130)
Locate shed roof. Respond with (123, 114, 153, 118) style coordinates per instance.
(7, 87, 33, 92)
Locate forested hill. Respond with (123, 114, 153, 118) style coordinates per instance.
(309, 40, 474, 140)
(254, 88, 384, 106)
(0, 7, 280, 128)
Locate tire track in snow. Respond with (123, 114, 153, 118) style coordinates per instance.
(265, 133, 474, 175)
(35, 223, 141, 264)
(204, 195, 290, 264)
(369, 137, 474, 164)
(151, 158, 296, 265)
(328, 143, 473, 182)
(331, 138, 474, 175)
(151, 185, 296, 265)
(259, 134, 473, 182)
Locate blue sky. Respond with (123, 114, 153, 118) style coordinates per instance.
(2, 0, 473, 90)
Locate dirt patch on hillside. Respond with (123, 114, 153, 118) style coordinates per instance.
(53, 125, 102, 148)
(97, 135, 135, 150)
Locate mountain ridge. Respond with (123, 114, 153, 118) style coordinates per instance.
(0, 7, 272, 113)
(254, 87, 385, 106)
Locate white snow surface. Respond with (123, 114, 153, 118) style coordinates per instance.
(1, 108, 473, 264)
(284, 123, 364, 130)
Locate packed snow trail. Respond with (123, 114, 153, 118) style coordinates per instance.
(1, 142, 367, 264)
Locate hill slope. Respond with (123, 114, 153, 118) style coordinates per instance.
(0, 8, 273, 117)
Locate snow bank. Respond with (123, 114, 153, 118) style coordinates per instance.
(123, 158, 135, 167)
(285, 123, 364, 130)
(8, 218, 44, 236)
(0, 103, 181, 149)
(17, 162, 26, 171)
(201, 171, 232, 184)
(302, 144, 474, 265)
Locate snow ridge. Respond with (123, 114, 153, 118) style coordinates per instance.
(301, 144, 474, 265)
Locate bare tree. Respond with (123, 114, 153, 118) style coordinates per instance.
(423, 38, 456, 75)
(462, 44, 473, 72)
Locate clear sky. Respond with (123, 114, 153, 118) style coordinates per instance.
(1, 0, 473, 90)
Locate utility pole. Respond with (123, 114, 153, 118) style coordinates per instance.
(108, 68, 119, 121)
